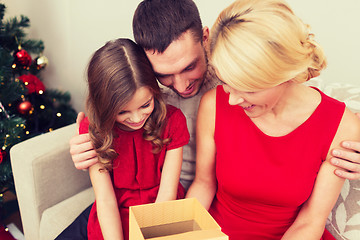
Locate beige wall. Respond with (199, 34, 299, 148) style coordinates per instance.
(5, 0, 360, 112)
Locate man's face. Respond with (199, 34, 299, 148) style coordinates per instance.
(145, 29, 208, 98)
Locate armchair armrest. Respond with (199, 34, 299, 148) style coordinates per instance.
(10, 123, 93, 240)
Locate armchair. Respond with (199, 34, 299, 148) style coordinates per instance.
(10, 123, 94, 240)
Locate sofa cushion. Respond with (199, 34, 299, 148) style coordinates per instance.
(326, 180, 360, 239)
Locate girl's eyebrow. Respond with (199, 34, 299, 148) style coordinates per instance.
(142, 97, 153, 106)
(119, 97, 154, 114)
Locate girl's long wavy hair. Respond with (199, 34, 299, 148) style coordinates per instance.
(86, 38, 168, 171)
(210, 0, 327, 91)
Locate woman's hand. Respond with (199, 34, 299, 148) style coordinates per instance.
(186, 89, 217, 210)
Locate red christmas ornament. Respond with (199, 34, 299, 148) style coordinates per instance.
(0, 225, 16, 240)
(0, 150, 5, 164)
(19, 74, 46, 94)
(13, 48, 32, 69)
(17, 100, 33, 115)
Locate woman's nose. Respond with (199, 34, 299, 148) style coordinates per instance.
(228, 93, 245, 106)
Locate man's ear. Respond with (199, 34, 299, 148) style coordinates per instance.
(202, 26, 210, 45)
(202, 26, 210, 55)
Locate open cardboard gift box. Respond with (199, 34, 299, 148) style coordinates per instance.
(129, 198, 228, 240)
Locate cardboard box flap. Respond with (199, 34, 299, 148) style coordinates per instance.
(191, 198, 221, 230)
(130, 198, 220, 229)
(130, 198, 193, 228)
(129, 208, 143, 238)
(129, 198, 228, 240)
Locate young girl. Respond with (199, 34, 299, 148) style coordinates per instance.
(186, 0, 360, 239)
(81, 38, 189, 240)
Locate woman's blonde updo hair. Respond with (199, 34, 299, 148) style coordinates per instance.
(210, 0, 327, 91)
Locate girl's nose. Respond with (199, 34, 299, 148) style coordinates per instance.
(129, 112, 142, 123)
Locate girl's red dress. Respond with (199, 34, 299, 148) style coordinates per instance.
(79, 105, 190, 240)
(209, 85, 341, 240)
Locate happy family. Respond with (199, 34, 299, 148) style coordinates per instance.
(56, 0, 360, 239)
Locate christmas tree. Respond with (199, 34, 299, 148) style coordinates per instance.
(0, 4, 77, 207)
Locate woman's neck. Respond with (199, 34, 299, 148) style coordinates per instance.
(251, 83, 321, 137)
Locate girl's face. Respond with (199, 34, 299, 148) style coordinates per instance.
(222, 82, 288, 118)
(116, 87, 155, 131)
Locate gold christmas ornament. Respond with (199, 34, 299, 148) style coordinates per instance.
(36, 55, 49, 69)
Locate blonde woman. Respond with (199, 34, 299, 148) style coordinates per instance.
(186, 0, 360, 239)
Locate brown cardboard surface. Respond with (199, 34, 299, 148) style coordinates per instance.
(129, 198, 228, 240)
(141, 220, 200, 238)
(144, 229, 228, 240)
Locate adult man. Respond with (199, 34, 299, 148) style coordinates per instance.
(59, 0, 360, 239)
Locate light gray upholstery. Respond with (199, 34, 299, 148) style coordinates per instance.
(10, 123, 94, 240)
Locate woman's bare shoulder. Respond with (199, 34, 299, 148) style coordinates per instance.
(200, 88, 217, 106)
(337, 107, 360, 143)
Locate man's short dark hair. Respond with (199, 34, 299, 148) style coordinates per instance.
(133, 0, 203, 53)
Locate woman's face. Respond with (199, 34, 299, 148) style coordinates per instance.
(222, 82, 288, 118)
(116, 87, 155, 131)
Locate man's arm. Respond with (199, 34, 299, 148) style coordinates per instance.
(330, 113, 360, 180)
(69, 112, 99, 170)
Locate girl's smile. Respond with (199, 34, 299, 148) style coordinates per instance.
(116, 87, 155, 131)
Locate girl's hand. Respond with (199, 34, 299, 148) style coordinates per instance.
(156, 147, 183, 203)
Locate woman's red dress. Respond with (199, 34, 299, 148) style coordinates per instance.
(209, 86, 342, 240)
